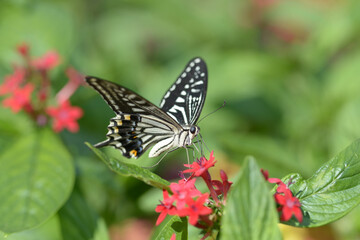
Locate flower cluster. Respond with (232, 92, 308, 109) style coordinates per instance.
(155, 151, 232, 239)
(0, 43, 84, 132)
(262, 169, 303, 223)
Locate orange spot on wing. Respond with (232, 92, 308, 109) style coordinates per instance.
(130, 150, 137, 157)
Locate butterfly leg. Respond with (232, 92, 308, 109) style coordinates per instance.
(199, 133, 211, 154)
(197, 135, 204, 157)
(185, 147, 190, 166)
(184, 146, 197, 162)
(192, 143, 202, 157)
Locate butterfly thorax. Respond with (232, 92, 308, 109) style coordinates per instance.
(148, 124, 200, 158)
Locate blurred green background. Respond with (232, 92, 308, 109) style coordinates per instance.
(1, 0, 360, 239)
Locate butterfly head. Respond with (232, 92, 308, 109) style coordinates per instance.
(185, 125, 200, 146)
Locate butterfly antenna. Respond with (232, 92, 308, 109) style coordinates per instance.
(197, 135, 204, 157)
(197, 101, 226, 124)
(199, 133, 211, 153)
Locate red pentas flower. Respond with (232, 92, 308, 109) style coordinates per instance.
(274, 181, 290, 194)
(170, 233, 176, 240)
(275, 189, 303, 222)
(183, 151, 216, 177)
(46, 100, 83, 132)
(2, 83, 34, 113)
(32, 51, 60, 70)
(156, 152, 231, 239)
(177, 193, 212, 225)
(56, 67, 85, 104)
(261, 168, 269, 180)
(211, 170, 233, 201)
(17, 43, 29, 57)
(155, 190, 177, 226)
(155, 178, 212, 226)
(0, 67, 25, 95)
(170, 178, 201, 208)
(1, 43, 84, 133)
(261, 168, 284, 184)
(262, 169, 303, 223)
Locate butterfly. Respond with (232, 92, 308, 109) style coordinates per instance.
(85, 57, 207, 159)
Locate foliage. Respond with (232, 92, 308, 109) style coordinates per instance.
(222, 158, 282, 240)
(2, 0, 360, 239)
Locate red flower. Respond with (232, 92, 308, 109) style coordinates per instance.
(261, 168, 269, 180)
(183, 151, 216, 177)
(32, 51, 60, 70)
(262, 170, 303, 223)
(275, 182, 290, 195)
(261, 168, 284, 184)
(170, 178, 201, 208)
(0, 67, 25, 95)
(220, 170, 232, 196)
(177, 193, 212, 225)
(46, 100, 83, 132)
(212, 170, 232, 200)
(2, 83, 34, 113)
(170, 233, 176, 240)
(275, 189, 303, 223)
(155, 190, 177, 226)
(270, 178, 302, 223)
(56, 67, 85, 104)
(17, 43, 29, 57)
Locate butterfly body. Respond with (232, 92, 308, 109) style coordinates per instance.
(86, 57, 207, 159)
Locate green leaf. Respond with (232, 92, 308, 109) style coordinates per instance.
(93, 219, 110, 240)
(86, 143, 170, 190)
(58, 189, 106, 240)
(1, 215, 62, 240)
(0, 109, 35, 154)
(282, 139, 360, 227)
(0, 128, 74, 233)
(222, 157, 282, 240)
(151, 216, 187, 240)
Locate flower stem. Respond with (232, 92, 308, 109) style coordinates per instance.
(200, 232, 211, 240)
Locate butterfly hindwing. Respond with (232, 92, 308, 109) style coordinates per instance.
(94, 113, 176, 158)
(160, 57, 208, 125)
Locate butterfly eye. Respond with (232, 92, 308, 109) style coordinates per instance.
(190, 126, 196, 134)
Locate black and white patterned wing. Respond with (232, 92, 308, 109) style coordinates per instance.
(160, 57, 208, 126)
(86, 76, 182, 159)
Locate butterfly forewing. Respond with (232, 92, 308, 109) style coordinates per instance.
(86, 77, 179, 125)
(86, 77, 182, 158)
(160, 57, 208, 125)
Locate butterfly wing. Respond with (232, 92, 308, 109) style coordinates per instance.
(86, 76, 182, 158)
(160, 57, 208, 125)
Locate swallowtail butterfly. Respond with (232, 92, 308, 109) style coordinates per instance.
(86, 57, 207, 159)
